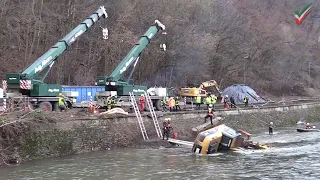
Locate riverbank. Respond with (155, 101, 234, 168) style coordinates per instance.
(1, 102, 320, 165)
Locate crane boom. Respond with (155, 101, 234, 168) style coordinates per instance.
(96, 20, 165, 86)
(21, 6, 108, 81)
(6, 6, 108, 93)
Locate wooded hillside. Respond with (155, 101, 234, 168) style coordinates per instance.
(1, 0, 320, 96)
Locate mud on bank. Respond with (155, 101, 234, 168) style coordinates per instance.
(1, 103, 320, 165)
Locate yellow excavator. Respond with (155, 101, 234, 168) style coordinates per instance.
(179, 80, 221, 97)
(192, 124, 270, 154)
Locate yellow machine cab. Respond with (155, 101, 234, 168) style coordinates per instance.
(192, 124, 270, 154)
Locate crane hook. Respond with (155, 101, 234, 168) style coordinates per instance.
(102, 27, 109, 39)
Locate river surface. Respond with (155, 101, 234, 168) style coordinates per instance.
(1, 124, 320, 180)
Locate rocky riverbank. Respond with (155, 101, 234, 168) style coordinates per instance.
(1, 102, 320, 165)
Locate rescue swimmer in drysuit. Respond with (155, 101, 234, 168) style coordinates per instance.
(204, 104, 214, 125)
(162, 118, 173, 140)
(269, 122, 274, 135)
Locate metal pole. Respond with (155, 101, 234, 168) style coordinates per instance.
(308, 61, 311, 88)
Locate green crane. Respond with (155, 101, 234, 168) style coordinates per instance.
(5, 6, 108, 111)
(96, 20, 165, 96)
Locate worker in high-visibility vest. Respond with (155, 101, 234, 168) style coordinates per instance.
(205, 95, 211, 110)
(106, 95, 112, 110)
(244, 96, 249, 107)
(111, 96, 116, 108)
(175, 96, 181, 111)
(195, 95, 202, 110)
(211, 94, 217, 111)
(58, 93, 66, 112)
(168, 97, 175, 112)
(161, 96, 167, 112)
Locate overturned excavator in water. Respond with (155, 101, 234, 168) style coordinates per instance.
(192, 124, 270, 154)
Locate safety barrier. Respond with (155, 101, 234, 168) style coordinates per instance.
(0, 98, 7, 114)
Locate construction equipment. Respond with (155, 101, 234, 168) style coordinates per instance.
(180, 80, 221, 97)
(4, 6, 108, 111)
(192, 124, 270, 154)
(145, 92, 162, 139)
(95, 20, 168, 111)
(129, 92, 149, 140)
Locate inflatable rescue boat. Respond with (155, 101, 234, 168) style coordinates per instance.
(297, 128, 320, 133)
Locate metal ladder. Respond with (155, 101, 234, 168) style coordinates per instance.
(129, 92, 149, 140)
(145, 92, 163, 139)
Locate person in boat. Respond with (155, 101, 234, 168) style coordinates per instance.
(269, 122, 274, 135)
(306, 123, 312, 129)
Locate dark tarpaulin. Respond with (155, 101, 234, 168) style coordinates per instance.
(222, 84, 267, 104)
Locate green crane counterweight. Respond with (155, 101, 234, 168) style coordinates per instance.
(6, 6, 108, 97)
(96, 20, 165, 96)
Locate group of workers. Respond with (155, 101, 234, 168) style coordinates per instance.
(222, 95, 249, 109)
(160, 96, 181, 112)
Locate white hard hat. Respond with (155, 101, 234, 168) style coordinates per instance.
(270, 122, 273, 125)
(165, 118, 168, 121)
(225, 95, 228, 97)
(209, 104, 213, 107)
(307, 123, 310, 125)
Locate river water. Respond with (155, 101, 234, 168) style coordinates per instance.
(1, 124, 320, 180)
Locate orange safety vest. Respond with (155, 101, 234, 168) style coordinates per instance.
(168, 98, 175, 107)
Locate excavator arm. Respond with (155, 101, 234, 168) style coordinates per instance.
(96, 20, 165, 86)
(199, 80, 221, 93)
(6, 6, 108, 88)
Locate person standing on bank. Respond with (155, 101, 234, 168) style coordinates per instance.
(196, 95, 202, 110)
(204, 104, 214, 125)
(244, 96, 249, 107)
(230, 96, 236, 108)
(58, 93, 67, 112)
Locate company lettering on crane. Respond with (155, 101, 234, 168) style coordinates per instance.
(69, 30, 84, 44)
(48, 89, 60, 92)
(148, 33, 154, 39)
(120, 57, 135, 74)
(133, 89, 145, 93)
(35, 56, 53, 73)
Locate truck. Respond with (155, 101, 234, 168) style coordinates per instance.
(5, 6, 108, 111)
(95, 20, 168, 111)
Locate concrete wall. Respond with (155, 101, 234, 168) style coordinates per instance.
(19, 102, 320, 162)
